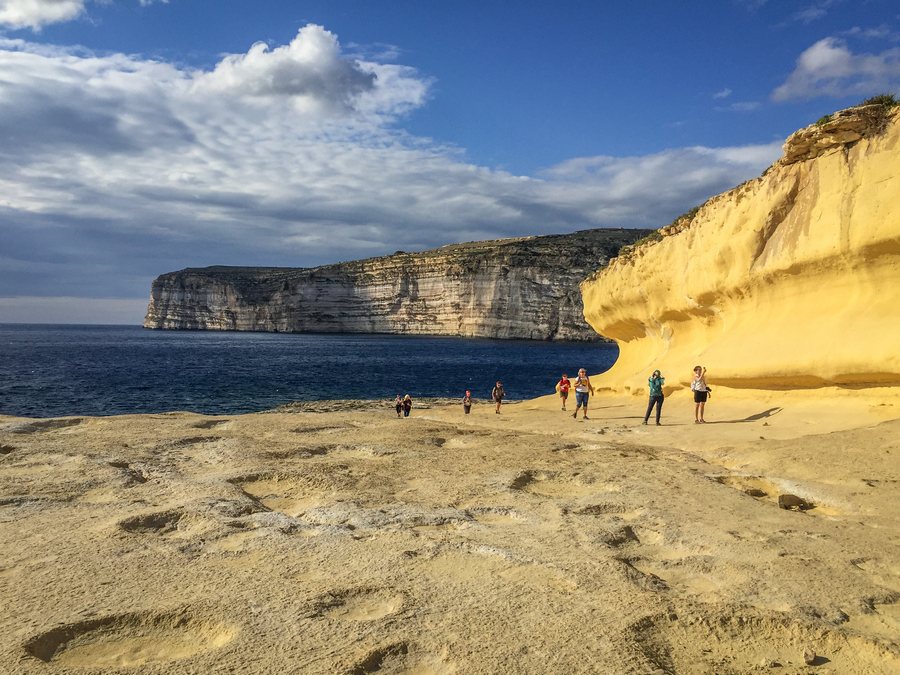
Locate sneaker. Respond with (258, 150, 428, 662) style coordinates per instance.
(656, 422, 662, 426)
(572, 412, 577, 418)
(561, 407, 566, 411)
(641, 421, 648, 425)
(583, 416, 589, 420)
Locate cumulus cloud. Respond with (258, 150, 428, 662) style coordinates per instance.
(0, 27, 784, 322)
(772, 37, 900, 100)
(193, 26, 378, 115)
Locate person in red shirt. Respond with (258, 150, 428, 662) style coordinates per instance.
(557, 373, 571, 411)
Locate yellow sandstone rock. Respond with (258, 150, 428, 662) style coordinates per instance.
(581, 106, 900, 397)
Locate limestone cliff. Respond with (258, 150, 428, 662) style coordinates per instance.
(581, 104, 900, 394)
(144, 228, 650, 341)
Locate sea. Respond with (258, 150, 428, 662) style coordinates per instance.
(0, 325, 618, 418)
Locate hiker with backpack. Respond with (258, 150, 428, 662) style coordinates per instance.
(492, 381, 505, 414)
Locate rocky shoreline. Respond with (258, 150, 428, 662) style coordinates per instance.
(271, 397, 521, 413)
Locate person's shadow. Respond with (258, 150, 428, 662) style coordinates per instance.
(706, 407, 783, 424)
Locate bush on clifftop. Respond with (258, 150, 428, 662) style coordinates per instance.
(861, 93, 898, 108)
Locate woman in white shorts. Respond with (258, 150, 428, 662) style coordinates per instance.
(571, 368, 593, 420)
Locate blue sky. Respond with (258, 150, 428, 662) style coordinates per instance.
(0, 0, 898, 323)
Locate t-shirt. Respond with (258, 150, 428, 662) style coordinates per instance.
(558, 378, 571, 392)
(492, 386, 505, 400)
(574, 376, 590, 393)
(648, 377, 664, 397)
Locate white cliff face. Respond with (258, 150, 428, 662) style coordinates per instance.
(143, 228, 651, 341)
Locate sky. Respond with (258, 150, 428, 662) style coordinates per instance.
(0, 0, 898, 324)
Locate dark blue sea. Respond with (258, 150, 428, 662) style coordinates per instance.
(0, 325, 618, 418)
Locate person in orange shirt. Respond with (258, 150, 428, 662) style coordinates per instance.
(557, 373, 571, 411)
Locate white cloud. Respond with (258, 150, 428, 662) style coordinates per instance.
(772, 37, 900, 100)
(192, 26, 384, 115)
(0, 27, 786, 321)
(775, 0, 846, 26)
(843, 25, 900, 41)
(346, 41, 403, 62)
(0, 0, 85, 29)
(715, 101, 761, 112)
(538, 143, 781, 200)
(793, 6, 827, 23)
(0, 0, 167, 30)
(713, 88, 732, 99)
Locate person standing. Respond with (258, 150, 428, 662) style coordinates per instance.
(403, 394, 412, 418)
(492, 381, 505, 414)
(691, 366, 708, 424)
(642, 370, 665, 426)
(394, 394, 403, 418)
(463, 390, 473, 415)
(557, 373, 571, 411)
(571, 368, 593, 420)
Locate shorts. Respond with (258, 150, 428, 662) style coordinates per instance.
(560, 390, 568, 399)
(575, 390, 589, 407)
(694, 390, 708, 403)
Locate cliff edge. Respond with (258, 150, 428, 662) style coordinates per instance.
(145, 228, 650, 341)
(581, 104, 900, 395)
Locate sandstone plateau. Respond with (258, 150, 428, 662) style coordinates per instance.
(1, 394, 899, 674)
(143, 228, 650, 341)
(581, 104, 900, 396)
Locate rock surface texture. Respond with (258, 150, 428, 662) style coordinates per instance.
(581, 105, 900, 394)
(144, 229, 650, 341)
(2, 397, 899, 674)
